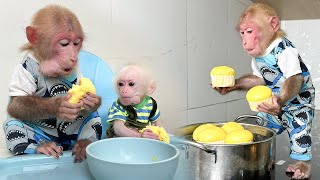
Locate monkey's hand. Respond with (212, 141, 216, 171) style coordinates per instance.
(257, 95, 281, 116)
(140, 129, 159, 140)
(36, 142, 63, 159)
(55, 94, 83, 122)
(72, 139, 91, 163)
(213, 86, 237, 95)
(286, 160, 311, 179)
(80, 93, 101, 113)
(140, 126, 169, 143)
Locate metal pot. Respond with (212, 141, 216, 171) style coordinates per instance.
(171, 115, 276, 180)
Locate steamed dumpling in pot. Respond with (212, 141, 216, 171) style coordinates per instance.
(221, 122, 244, 134)
(225, 129, 253, 144)
(193, 125, 226, 144)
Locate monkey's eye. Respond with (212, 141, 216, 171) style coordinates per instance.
(129, 82, 135, 87)
(60, 39, 70, 47)
(239, 31, 244, 35)
(118, 82, 124, 87)
(73, 38, 82, 46)
(246, 28, 253, 34)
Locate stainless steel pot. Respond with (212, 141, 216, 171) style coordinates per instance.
(171, 115, 277, 180)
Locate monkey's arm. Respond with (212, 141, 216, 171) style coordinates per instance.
(214, 74, 265, 95)
(113, 120, 159, 139)
(113, 120, 142, 137)
(234, 74, 265, 90)
(257, 74, 303, 115)
(7, 95, 82, 121)
(278, 74, 304, 107)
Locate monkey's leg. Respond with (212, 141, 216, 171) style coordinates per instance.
(76, 111, 102, 143)
(3, 118, 52, 155)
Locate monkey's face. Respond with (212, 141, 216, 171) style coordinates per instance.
(39, 31, 83, 77)
(117, 70, 146, 106)
(239, 21, 263, 57)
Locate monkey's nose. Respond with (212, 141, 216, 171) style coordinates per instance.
(70, 57, 77, 62)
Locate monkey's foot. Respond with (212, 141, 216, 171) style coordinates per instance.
(285, 160, 311, 179)
(268, 159, 275, 172)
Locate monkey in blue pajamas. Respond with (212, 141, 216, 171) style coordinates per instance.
(5, 5, 102, 163)
(213, 3, 315, 179)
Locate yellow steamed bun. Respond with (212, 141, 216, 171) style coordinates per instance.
(192, 123, 216, 141)
(246, 85, 273, 112)
(68, 77, 96, 104)
(140, 126, 170, 143)
(221, 122, 244, 134)
(193, 126, 226, 144)
(210, 66, 235, 87)
(225, 129, 254, 144)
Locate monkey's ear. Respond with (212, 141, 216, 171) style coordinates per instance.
(269, 16, 280, 32)
(26, 26, 37, 44)
(146, 81, 156, 95)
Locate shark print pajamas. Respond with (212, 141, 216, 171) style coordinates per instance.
(3, 53, 102, 155)
(252, 37, 315, 161)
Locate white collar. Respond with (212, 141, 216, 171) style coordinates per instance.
(259, 37, 283, 57)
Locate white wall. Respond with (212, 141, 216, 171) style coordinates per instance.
(282, 19, 320, 109)
(0, 0, 253, 157)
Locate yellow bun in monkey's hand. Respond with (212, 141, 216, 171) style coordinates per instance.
(140, 126, 170, 143)
(224, 129, 254, 144)
(210, 66, 235, 88)
(246, 85, 273, 112)
(68, 77, 96, 104)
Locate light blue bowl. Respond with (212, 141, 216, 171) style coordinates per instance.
(86, 137, 180, 180)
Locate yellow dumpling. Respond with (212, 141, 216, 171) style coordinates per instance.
(221, 122, 244, 134)
(194, 127, 226, 143)
(68, 77, 96, 104)
(210, 66, 235, 88)
(225, 129, 254, 144)
(192, 124, 217, 141)
(140, 126, 170, 143)
(210, 66, 235, 76)
(246, 85, 273, 112)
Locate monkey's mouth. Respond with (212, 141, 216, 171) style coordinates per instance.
(246, 48, 254, 53)
(64, 68, 72, 73)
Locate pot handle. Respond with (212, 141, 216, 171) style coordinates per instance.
(234, 114, 268, 126)
(170, 136, 216, 154)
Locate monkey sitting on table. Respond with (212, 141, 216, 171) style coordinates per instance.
(213, 3, 314, 179)
(106, 65, 160, 140)
(4, 5, 102, 163)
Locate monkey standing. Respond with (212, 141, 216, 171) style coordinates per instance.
(214, 3, 314, 179)
(106, 65, 161, 140)
(4, 5, 102, 163)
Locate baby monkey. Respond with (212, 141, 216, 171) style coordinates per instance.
(107, 65, 161, 140)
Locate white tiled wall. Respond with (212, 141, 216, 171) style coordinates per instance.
(0, 0, 254, 157)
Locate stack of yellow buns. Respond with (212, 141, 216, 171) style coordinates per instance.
(210, 66, 235, 87)
(140, 126, 170, 143)
(192, 122, 254, 144)
(192, 124, 226, 144)
(246, 85, 273, 112)
(68, 77, 96, 104)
